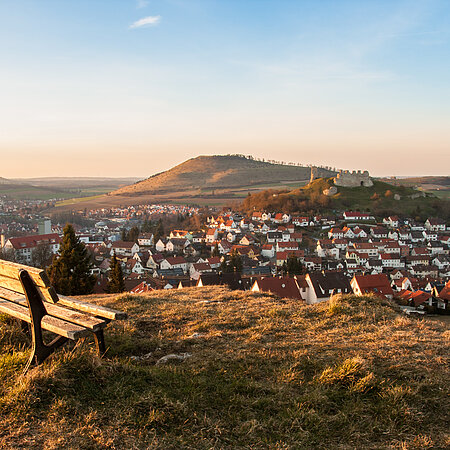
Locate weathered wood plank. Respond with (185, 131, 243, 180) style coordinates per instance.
(0, 260, 50, 288)
(57, 295, 128, 321)
(0, 287, 106, 331)
(0, 299, 90, 340)
(0, 274, 59, 304)
(0, 287, 107, 332)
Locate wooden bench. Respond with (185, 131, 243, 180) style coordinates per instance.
(0, 260, 127, 373)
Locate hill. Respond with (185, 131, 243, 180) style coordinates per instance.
(112, 155, 335, 197)
(1, 288, 448, 448)
(241, 177, 450, 220)
(52, 155, 336, 210)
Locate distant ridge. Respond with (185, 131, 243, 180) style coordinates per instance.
(111, 155, 337, 197)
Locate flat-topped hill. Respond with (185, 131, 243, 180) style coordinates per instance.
(1, 288, 448, 448)
(111, 155, 336, 196)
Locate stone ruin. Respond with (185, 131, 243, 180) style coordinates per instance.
(323, 186, 338, 196)
(333, 170, 373, 188)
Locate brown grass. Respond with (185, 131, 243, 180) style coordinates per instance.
(0, 288, 449, 448)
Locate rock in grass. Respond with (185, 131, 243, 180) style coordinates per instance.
(156, 353, 192, 365)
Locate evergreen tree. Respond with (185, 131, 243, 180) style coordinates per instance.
(107, 252, 125, 293)
(286, 254, 304, 276)
(47, 223, 96, 295)
(154, 219, 164, 243)
(229, 250, 243, 273)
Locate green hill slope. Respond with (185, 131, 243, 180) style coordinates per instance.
(242, 177, 449, 219)
(1, 288, 448, 448)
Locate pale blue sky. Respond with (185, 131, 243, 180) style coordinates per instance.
(1, 0, 449, 177)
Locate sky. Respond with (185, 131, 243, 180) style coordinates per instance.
(1, 0, 449, 178)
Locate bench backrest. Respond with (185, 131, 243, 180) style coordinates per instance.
(0, 260, 59, 304)
(0, 260, 127, 321)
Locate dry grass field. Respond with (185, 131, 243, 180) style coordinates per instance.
(0, 288, 448, 449)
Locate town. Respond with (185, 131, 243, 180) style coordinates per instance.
(1, 197, 449, 316)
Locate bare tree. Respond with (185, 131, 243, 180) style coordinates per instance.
(31, 242, 53, 269)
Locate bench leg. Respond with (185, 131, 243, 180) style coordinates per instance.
(24, 335, 68, 373)
(19, 270, 70, 374)
(93, 329, 106, 355)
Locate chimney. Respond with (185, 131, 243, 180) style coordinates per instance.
(0, 234, 5, 249)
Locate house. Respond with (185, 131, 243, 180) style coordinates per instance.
(137, 233, 154, 247)
(110, 241, 139, 257)
(276, 241, 299, 252)
(190, 262, 213, 280)
(267, 231, 283, 243)
(146, 253, 164, 271)
(434, 280, 450, 312)
(304, 257, 322, 271)
(130, 280, 156, 293)
(383, 216, 400, 228)
(350, 274, 394, 299)
(352, 243, 378, 257)
(166, 238, 189, 254)
(206, 256, 221, 269)
(425, 218, 446, 232)
(328, 228, 344, 239)
(292, 216, 310, 227)
(205, 228, 219, 243)
(343, 211, 373, 221)
(239, 234, 256, 246)
(370, 227, 388, 239)
(218, 240, 233, 255)
(155, 238, 167, 252)
(170, 230, 193, 240)
(410, 265, 439, 278)
(3, 233, 62, 264)
(160, 256, 189, 273)
(261, 244, 275, 259)
(125, 258, 145, 275)
(304, 271, 352, 304)
(407, 290, 432, 308)
(251, 277, 305, 300)
(379, 253, 403, 269)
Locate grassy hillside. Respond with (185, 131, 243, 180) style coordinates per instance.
(1, 288, 448, 448)
(242, 177, 449, 219)
(111, 155, 335, 196)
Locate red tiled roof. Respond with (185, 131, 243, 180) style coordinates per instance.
(253, 277, 304, 300)
(352, 274, 394, 298)
(8, 233, 61, 250)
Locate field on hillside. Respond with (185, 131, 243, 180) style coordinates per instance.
(0, 288, 448, 448)
(0, 178, 140, 201)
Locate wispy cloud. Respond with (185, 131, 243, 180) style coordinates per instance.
(129, 15, 161, 29)
(137, 0, 149, 9)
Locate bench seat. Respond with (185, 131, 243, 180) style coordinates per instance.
(0, 259, 127, 372)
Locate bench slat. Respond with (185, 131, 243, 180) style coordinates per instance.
(0, 260, 51, 288)
(0, 299, 90, 340)
(0, 287, 107, 332)
(57, 295, 128, 321)
(0, 274, 59, 304)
